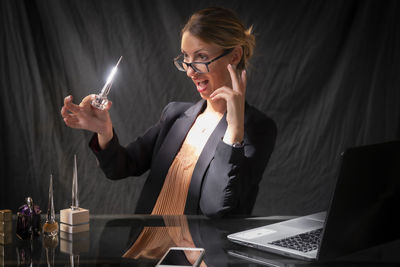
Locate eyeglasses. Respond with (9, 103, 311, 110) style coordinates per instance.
(173, 49, 233, 74)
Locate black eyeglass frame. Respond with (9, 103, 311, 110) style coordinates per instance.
(173, 48, 233, 74)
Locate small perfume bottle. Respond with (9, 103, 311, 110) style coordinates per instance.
(43, 174, 59, 237)
(1, 209, 12, 245)
(16, 197, 41, 239)
(91, 56, 122, 110)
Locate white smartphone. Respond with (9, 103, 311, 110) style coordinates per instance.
(156, 247, 205, 267)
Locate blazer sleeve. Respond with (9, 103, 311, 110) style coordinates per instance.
(88, 103, 175, 180)
(199, 108, 277, 217)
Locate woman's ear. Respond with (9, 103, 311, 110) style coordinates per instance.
(230, 46, 243, 65)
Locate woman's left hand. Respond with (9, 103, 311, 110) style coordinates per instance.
(210, 64, 246, 145)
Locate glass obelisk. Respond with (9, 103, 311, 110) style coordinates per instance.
(71, 155, 79, 210)
(43, 174, 59, 237)
(60, 155, 90, 233)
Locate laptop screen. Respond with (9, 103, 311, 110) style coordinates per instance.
(319, 140, 400, 260)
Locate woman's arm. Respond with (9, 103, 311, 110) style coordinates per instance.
(88, 104, 176, 180)
(199, 110, 277, 217)
(89, 102, 189, 180)
(88, 125, 161, 179)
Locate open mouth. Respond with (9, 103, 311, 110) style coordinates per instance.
(196, 80, 209, 92)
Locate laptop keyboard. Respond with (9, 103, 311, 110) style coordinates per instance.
(269, 228, 323, 253)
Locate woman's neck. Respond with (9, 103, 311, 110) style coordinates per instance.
(205, 99, 226, 116)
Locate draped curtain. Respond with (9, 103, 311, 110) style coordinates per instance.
(1, 0, 399, 215)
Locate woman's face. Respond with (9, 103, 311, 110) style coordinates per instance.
(181, 31, 234, 100)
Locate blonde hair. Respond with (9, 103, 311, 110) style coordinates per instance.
(181, 7, 255, 71)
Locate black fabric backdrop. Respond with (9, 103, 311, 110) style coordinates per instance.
(1, 0, 399, 216)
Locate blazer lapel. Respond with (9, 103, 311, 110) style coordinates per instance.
(136, 100, 206, 214)
(184, 113, 228, 214)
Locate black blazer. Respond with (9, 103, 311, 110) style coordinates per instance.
(90, 100, 277, 217)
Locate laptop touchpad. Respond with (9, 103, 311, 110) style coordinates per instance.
(281, 217, 323, 230)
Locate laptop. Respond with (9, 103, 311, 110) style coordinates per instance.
(228, 140, 400, 261)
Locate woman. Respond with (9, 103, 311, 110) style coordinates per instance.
(61, 7, 277, 217)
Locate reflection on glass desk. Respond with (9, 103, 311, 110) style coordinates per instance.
(1, 214, 399, 266)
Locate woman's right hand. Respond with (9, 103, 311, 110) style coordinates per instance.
(61, 94, 113, 148)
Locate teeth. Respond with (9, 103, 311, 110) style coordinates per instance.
(198, 81, 207, 87)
